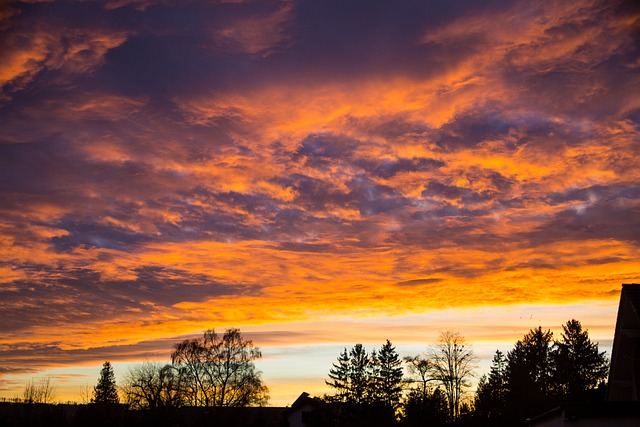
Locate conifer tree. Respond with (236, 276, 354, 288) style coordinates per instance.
(376, 340, 404, 409)
(471, 321, 611, 425)
(326, 348, 351, 402)
(93, 361, 119, 404)
(474, 350, 508, 422)
(349, 344, 370, 404)
(551, 319, 609, 397)
(506, 326, 553, 417)
(326, 344, 375, 405)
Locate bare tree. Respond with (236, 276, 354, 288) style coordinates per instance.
(404, 354, 435, 399)
(23, 377, 57, 403)
(171, 328, 269, 407)
(122, 362, 186, 409)
(79, 383, 92, 404)
(431, 331, 477, 421)
(170, 337, 209, 405)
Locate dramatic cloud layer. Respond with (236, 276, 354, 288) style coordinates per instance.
(1, 0, 638, 403)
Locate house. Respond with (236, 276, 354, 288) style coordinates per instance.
(526, 401, 640, 427)
(527, 283, 640, 426)
(284, 392, 337, 427)
(607, 283, 640, 401)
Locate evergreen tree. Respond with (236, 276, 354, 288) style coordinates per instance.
(93, 361, 119, 404)
(326, 344, 376, 427)
(326, 348, 351, 402)
(474, 350, 508, 424)
(469, 320, 610, 425)
(369, 349, 381, 401)
(376, 340, 404, 410)
(326, 344, 373, 405)
(551, 319, 609, 398)
(505, 327, 554, 424)
(402, 386, 448, 427)
(349, 343, 371, 405)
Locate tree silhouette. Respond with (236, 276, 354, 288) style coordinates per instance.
(430, 331, 477, 422)
(93, 361, 119, 404)
(404, 354, 435, 400)
(171, 328, 268, 407)
(474, 350, 508, 424)
(402, 386, 448, 427)
(169, 335, 208, 405)
(22, 377, 57, 403)
(326, 347, 351, 402)
(471, 321, 610, 425)
(325, 344, 373, 426)
(326, 342, 404, 427)
(348, 343, 371, 405)
(122, 362, 186, 409)
(403, 353, 448, 426)
(505, 326, 553, 421)
(375, 340, 404, 410)
(551, 319, 609, 398)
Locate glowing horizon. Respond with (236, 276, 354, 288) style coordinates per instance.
(1, 0, 638, 407)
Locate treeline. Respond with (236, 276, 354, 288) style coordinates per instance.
(3, 328, 275, 427)
(14, 328, 269, 411)
(317, 331, 473, 427)
(318, 319, 608, 427)
(9, 319, 608, 427)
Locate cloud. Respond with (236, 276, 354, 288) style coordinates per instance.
(0, 7, 128, 98)
(0, 337, 181, 373)
(0, 0, 638, 402)
(211, 0, 293, 55)
(396, 278, 444, 287)
(360, 157, 445, 179)
(0, 262, 261, 337)
(278, 173, 350, 211)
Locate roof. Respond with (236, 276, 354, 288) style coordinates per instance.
(289, 392, 312, 410)
(607, 284, 640, 402)
(527, 402, 640, 426)
(624, 284, 640, 315)
(282, 391, 338, 420)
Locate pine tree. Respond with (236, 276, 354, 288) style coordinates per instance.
(507, 327, 553, 393)
(376, 340, 404, 409)
(349, 344, 370, 405)
(93, 361, 119, 404)
(506, 327, 554, 422)
(474, 350, 508, 422)
(326, 348, 351, 402)
(551, 319, 609, 398)
(326, 344, 374, 427)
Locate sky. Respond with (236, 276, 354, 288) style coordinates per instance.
(0, 0, 639, 406)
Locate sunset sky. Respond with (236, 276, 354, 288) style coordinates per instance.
(1, 0, 639, 406)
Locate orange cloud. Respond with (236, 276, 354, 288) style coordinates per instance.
(0, 0, 638, 405)
(0, 27, 127, 97)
